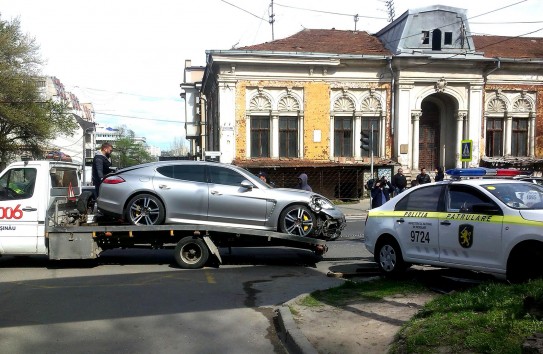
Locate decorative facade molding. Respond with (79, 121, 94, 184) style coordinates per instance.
(333, 96, 355, 111)
(278, 95, 300, 111)
(361, 96, 382, 112)
(486, 97, 507, 113)
(249, 94, 272, 111)
(435, 77, 447, 92)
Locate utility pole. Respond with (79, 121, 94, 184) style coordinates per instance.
(269, 0, 275, 40)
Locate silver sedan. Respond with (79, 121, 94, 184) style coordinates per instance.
(97, 161, 345, 240)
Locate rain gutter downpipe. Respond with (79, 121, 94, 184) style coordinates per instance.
(484, 58, 501, 83)
(388, 57, 395, 136)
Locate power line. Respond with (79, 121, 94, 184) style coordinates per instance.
(381, 0, 529, 47)
(94, 111, 184, 124)
(275, 2, 386, 20)
(219, 0, 267, 21)
(73, 86, 179, 100)
(471, 20, 543, 25)
(399, 26, 543, 71)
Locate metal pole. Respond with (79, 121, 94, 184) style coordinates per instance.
(82, 129, 86, 185)
(369, 123, 374, 208)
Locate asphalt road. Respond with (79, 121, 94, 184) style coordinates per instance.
(0, 220, 369, 353)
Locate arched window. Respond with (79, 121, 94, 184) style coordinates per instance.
(249, 94, 272, 158)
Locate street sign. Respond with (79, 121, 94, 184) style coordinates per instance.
(461, 140, 472, 162)
(204, 151, 222, 157)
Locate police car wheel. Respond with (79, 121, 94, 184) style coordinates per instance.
(376, 237, 405, 274)
(507, 243, 543, 283)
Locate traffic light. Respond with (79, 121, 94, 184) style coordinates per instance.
(360, 132, 372, 152)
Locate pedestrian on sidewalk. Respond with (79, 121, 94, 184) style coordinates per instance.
(392, 168, 407, 196)
(296, 173, 312, 192)
(416, 168, 432, 184)
(371, 177, 388, 208)
(434, 167, 445, 182)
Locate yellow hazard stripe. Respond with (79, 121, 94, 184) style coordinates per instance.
(368, 210, 543, 227)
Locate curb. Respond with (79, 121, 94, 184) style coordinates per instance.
(275, 306, 318, 354)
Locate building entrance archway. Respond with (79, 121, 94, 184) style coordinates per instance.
(417, 93, 460, 171)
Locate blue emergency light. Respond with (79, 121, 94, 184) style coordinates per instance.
(446, 167, 522, 177)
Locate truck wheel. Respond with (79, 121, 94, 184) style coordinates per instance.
(375, 237, 406, 275)
(279, 204, 316, 237)
(125, 194, 165, 225)
(174, 237, 209, 269)
(77, 191, 96, 215)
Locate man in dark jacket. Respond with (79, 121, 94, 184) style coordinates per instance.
(416, 168, 432, 184)
(392, 168, 407, 196)
(92, 142, 113, 197)
(296, 173, 312, 192)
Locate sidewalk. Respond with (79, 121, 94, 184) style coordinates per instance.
(335, 198, 370, 217)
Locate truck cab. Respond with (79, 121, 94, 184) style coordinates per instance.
(0, 160, 82, 255)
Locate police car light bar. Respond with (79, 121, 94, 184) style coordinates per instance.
(446, 167, 522, 178)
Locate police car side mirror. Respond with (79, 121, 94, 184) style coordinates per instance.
(472, 203, 502, 216)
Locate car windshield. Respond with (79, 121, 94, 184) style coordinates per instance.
(482, 182, 543, 209)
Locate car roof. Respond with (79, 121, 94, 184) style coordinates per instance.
(116, 160, 247, 174)
(435, 178, 531, 187)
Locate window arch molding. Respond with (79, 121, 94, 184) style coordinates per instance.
(276, 92, 303, 114)
(485, 95, 510, 117)
(330, 92, 357, 116)
(359, 92, 384, 116)
(247, 91, 274, 115)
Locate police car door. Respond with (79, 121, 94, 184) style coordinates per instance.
(0, 166, 40, 254)
(439, 184, 503, 269)
(393, 185, 444, 261)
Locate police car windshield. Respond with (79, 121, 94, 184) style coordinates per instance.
(482, 182, 543, 209)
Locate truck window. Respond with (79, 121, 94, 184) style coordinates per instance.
(0, 168, 37, 201)
(50, 168, 79, 188)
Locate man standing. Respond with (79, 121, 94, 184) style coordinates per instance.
(296, 173, 312, 192)
(416, 168, 432, 184)
(392, 168, 407, 195)
(92, 142, 113, 197)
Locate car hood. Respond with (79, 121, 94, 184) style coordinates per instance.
(519, 210, 543, 223)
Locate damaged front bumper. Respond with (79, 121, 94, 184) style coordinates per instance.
(309, 196, 347, 241)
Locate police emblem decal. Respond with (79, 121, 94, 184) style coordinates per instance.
(458, 224, 474, 248)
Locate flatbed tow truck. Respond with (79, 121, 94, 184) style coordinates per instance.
(0, 159, 327, 268)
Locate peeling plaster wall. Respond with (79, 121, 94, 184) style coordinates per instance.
(303, 82, 330, 160)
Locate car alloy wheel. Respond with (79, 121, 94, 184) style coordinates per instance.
(280, 204, 316, 237)
(126, 193, 165, 225)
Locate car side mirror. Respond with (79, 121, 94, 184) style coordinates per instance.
(240, 180, 253, 190)
(472, 203, 502, 215)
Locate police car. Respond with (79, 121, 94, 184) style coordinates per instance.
(364, 168, 543, 282)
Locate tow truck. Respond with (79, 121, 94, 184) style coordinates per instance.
(0, 159, 327, 268)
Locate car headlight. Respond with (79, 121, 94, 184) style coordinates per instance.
(311, 196, 335, 210)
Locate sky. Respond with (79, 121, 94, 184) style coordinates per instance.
(1, 0, 542, 151)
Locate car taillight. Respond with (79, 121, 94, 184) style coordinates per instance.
(102, 176, 125, 184)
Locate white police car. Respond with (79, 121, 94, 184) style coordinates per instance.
(364, 168, 543, 282)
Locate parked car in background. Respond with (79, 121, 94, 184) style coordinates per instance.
(364, 168, 543, 282)
(97, 161, 346, 240)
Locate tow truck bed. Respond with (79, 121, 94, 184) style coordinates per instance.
(47, 223, 328, 268)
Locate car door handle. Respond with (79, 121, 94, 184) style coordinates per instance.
(211, 190, 221, 195)
(440, 220, 451, 226)
(396, 218, 405, 223)
(159, 185, 170, 190)
(22, 207, 37, 212)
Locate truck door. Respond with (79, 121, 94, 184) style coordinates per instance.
(0, 166, 40, 254)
